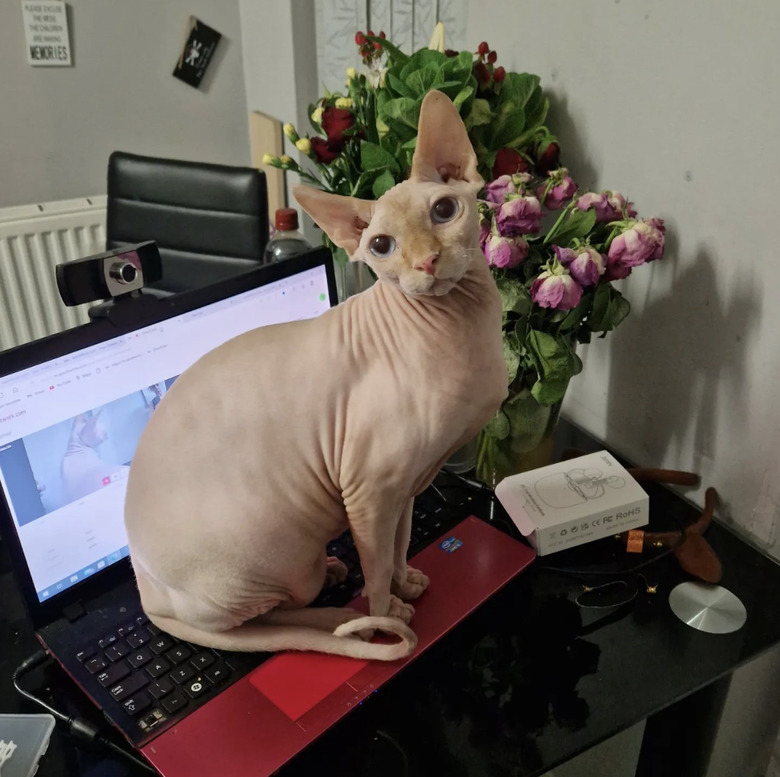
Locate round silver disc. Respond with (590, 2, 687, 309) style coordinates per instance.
(668, 582, 747, 634)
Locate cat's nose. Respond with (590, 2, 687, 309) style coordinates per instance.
(415, 253, 438, 276)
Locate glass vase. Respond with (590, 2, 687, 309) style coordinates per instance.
(475, 387, 564, 488)
(333, 259, 375, 301)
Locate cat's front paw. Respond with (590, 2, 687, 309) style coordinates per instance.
(388, 594, 415, 624)
(392, 566, 430, 601)
(324, 556, 348, 587)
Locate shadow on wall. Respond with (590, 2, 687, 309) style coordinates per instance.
(545, 91, 598, 190)
(603, 241, 761, 487)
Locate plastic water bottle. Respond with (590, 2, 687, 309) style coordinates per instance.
(263, 208, 312, 264)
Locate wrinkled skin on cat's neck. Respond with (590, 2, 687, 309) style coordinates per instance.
(124, 90, 507, 660)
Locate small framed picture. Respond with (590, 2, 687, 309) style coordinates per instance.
(173, 16, 222, 88)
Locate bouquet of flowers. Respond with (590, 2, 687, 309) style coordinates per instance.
(264, 28, 666, 483)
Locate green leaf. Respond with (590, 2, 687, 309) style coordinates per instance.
(588, 284, 631, 334)
(386, 72, 415, 99)
(452, 85, 474, 108)
(500, 73, 541, 111)
(359, 140, 400, 174)
(368, 36, 409, 67)
(496, 275, 532, 316)
(407, 68, 440, 95)
(464, 98, 493, 130)
(483, 409, 511, 440)
(526, 330, 580, 405)
(502, 333, 521, 384)
(544, 208, 598, 246)
(522, 91, 549, 134)
(492, 108, 528, 151)
(399, 49, 447, 81)
(558, 290, 593, 333)
(380, 97, 421, 130)
(371, 169, 396, 199)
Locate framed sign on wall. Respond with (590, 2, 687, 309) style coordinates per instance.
(21, 0, 72, 66)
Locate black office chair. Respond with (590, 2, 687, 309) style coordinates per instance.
(106, 151, 269, 296)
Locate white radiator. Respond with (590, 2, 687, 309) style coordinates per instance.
(0, 196, 106, 351)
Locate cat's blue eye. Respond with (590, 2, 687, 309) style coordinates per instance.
(431, 197, 460, 224)
(369, 235, 396, 258)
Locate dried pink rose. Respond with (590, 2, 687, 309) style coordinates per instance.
(483, 173, 533, 205)
(531, 267, 583, 310)
(576, 190, 635, 223)
(536, 168, 578, 210)
(496, 195, 542, 236)
(605, 218, 666, 280)
(554, 245, 606, 288)
(483, 234, 528, 269)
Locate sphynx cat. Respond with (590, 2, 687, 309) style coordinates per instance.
(124, 90, 507, 660)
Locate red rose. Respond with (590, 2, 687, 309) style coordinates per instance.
(536, 142, 561, 175)
(475, 62, 491, 86)
(310, 137, 340, 164)
(492, 147, 530, 179)
(321, 107, 355, 150)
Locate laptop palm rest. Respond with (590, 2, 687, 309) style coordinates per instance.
(142, 516, 535, 777)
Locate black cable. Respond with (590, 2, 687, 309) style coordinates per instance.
(12, 650, 156, 774)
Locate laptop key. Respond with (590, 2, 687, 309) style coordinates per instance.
(84, 656, 108, 674)
(161, 690, 188, 714)
(126, 628, 150, 648)
(204, 662, 230, 686)
(96, 663, 130, 687)
(76, 648, 96, 663)
(170, 665, 195, 685)
(146, 622, 161, 636)
(190, 652, 215, 671)
(183, 676, 209, 699)
(105, 642, 130, 662)
(123, 692, 152, 716)
(146, 657, 171, 679)
(116, 622, 136, 638)
(109, 672, 148, 702)
(127, 646, 153, 669)
(149, 635, 175, 655)
(165, 644, 192, 665)
(136, 614, 149, 626)
(147, 677, 174, 700)
(97, 633, 118, 650)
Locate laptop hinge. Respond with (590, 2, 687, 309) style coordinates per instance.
(62, 602, 87, 622)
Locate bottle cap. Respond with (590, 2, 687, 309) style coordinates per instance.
(274, 208, 299, 231)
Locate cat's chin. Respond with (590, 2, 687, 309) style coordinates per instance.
(398, 277, 458, 297)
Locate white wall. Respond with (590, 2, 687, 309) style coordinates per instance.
(0, 0, 250, 208)
(466, 3, 780, 772)
(467, 0, 780, 559)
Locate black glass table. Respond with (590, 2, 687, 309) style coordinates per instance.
(3, 419, 779, 777)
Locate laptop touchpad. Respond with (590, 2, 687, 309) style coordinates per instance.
(250, 653, 369, 720)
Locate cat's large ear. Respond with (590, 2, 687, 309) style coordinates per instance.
(293, 185, 374, 260)
(410, 90, 482, 187)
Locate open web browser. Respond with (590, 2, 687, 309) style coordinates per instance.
(0, 264, 331, 601)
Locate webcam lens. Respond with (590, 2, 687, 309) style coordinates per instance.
(109, 260, 138, 285)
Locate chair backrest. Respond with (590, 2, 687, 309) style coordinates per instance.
(106, 151, 269, 295)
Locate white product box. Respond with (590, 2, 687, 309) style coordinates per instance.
(495, 450, 649, 556)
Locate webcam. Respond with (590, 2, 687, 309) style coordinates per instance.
(56, 241, 162, 307)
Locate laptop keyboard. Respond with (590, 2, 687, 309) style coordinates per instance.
(73, 485, 473, 739)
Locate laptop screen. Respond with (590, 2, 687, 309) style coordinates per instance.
(0, 258, 333, 604)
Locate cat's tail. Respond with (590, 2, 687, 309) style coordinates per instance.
(148, 611, 417, 662)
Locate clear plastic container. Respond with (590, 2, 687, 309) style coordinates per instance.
(0, 714, 55, 777)
(263, 208, 312, 264)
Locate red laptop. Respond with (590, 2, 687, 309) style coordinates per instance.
(0, 249, 535, 776)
